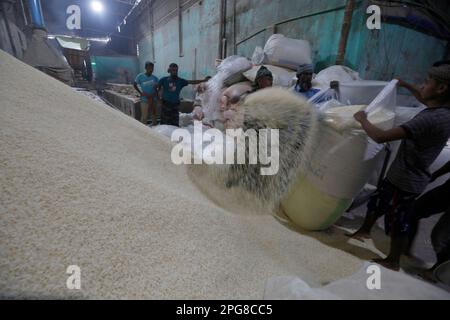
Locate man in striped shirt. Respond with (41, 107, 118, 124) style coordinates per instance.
(349, 62, 450, 271)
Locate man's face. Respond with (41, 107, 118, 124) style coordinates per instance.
(420, 76, 448, 102)
(257, 76, 273, 89)
(145, 65, 154, 75)
(298, 72, 313, 90)
(169, 66, 178, 77)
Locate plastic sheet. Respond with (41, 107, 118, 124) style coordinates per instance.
(264, 262, 450, 300)
(339, 80, 389, 105)
(282, 81, 398, 230)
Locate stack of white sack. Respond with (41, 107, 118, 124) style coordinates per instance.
(217, 34, 313, 128)
(166, 56, 249, 129)
(200, 56, 252, 129)
(243, 65, 296, 88)
(192, 34, 313, 131)
(282, 80, 398, 231)
(253, 34, 312, 71)
(220, 81, 253, 129)
(250, 34, 313, 87)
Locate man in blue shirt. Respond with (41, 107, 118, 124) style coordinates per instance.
(134, 61, 159, 125)
(158, 63, 207, 127)
(292, 64, 320, 100)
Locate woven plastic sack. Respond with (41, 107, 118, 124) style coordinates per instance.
(263, 34, 312, 71)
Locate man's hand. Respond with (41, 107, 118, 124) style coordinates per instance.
(354, 110, 367, 123)
(394, 77, 408, 88)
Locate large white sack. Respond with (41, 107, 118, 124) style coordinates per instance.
(263, 34, 312, 71)
(221, 56, 252, 87)
(221, 81, 252, 107)
(312, 65, 361, 90)
(243, 65, 296, 88)
(282, 82, 398, 231)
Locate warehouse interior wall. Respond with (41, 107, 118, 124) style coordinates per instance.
(91, 55, 139, 85)
(131, 0, 447, 86)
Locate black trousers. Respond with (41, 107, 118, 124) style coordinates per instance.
(408, 179, 450, 264)
(161, 100, 180, 127)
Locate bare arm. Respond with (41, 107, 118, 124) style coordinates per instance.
(133, 81, 143, 96)
(187, 77, 209, 85)
(396, 78, 425, 105)
(354, 111, 408, 144)
(152, 83, 159, 99)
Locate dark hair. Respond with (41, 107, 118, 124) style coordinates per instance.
(169, 63, 179, 69)
(430, 61, 450, 99)
(432, 60, 450, 67)
(145, 61, 154, 68)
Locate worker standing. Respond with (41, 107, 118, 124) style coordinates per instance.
(157, 63, 207, 127)
(134, 61, 159, 126)
(406, 160, 450, 281)
(349, 63, 450, 271)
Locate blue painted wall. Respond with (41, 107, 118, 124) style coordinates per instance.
(133, 0, 447, 90)
(137, 1, 220, 79)
(91, 55, 139, 84)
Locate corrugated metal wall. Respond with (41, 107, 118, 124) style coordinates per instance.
(131, 0, 448, 87)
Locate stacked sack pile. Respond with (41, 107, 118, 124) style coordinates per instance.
(183, 34, 312, 130)
(184, 34, 362, 130)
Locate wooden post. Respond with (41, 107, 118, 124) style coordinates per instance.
(336, 0, 355, 65)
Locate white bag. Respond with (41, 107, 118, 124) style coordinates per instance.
(202, 56, 251, 124)
(263, 34, 312, 71)
(251, 46, 265, 65)
(222, 81, 252, 106)
(219, 55, 252, 87)
(312, 65, 360, 91)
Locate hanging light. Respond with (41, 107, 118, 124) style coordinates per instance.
(91, 1, 104, 14)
